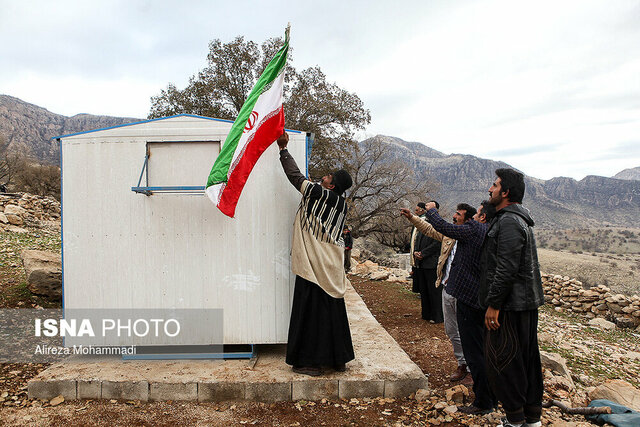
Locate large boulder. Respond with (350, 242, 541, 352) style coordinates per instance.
(354, 260, 379, 276)
(5, 213, 24, 226)
(6, 225, 28, 234)
(540, 351, 575, 390)
(4, 204, 27, 225)
(588, 317, 616, 331)
(21, 250, 62, 299)
(588, 379, 640, 411)
(4, 204, 27, 216)
(369, 270, 390, 281)
(540, 351, 572, 378)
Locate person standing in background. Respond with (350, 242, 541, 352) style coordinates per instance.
(343, 226, 353, 272)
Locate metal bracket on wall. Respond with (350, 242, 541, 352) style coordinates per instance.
(131, 152, 206, 196)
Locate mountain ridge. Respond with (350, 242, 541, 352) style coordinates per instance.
(2, 94, 638, 228)
(613, 166, 640, 181)
(0, 94, 139, 163)
(363, 135, 640, 228)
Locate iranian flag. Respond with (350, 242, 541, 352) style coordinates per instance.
(205, 28, 289, 217)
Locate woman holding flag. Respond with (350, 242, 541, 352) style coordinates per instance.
(277, 131, 355, 376)
(205, 25, 354, 376)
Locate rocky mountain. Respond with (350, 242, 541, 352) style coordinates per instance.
(614, 166, 640, 181)
(2, 95, 638, 228)
(366, 135, 640, 228)
(0, 95, 139, 163)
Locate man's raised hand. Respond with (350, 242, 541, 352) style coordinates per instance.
(400, 208, 413, 219)
(277, 132, 289, 150)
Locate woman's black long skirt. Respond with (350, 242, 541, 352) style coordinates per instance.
(285, 275, 355, 367)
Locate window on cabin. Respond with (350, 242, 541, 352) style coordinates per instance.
(146, 141, 221, 187)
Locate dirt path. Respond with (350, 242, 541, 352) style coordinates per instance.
(0, 275, 595, 426)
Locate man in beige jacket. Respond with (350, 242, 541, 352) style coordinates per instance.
(403, 203, 477, 382)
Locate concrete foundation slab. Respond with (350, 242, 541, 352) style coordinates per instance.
(245, 382, 291, 402)
(150, 383, 197, 401)
(339, 380, 385, 399)
(198, 382, 245, 402)
(292, 380, 339, 401)
(77, 380, 101, 399)
(102, 380, 149, 401)
(384, 378, 429, 398)
(28, 285, 427, 402)
(27, 380, 76, 400)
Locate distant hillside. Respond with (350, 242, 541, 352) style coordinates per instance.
(2, 95, 638, 228)
(0, 94, 139, 163)
(614, 166, 640, 181)
(366, 135, 640, 228)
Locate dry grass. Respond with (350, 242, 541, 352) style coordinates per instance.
(538, 248, 640, 296)
(536, 227, 640, 254)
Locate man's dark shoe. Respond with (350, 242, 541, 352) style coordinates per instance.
(457, 405, 493, 415)
(292, 366, 322, 377)
(450, 364, 468, 382)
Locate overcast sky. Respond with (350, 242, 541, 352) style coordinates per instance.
(2, 0, 639, 180)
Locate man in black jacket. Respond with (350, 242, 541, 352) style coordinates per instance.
(411, 202, 443, 323)
(479, 168, 544, 427)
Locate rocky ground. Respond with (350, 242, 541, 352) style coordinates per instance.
(0, 220, 60, 309)
(1, 271, 639, 425)
(1, 200, 639, 425)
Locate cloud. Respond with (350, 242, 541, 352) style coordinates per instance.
(487, 144, 559, 158)
(1, 0, 639, 179)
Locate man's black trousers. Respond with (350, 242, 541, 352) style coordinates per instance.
(456, 300, 497, 410)
(416, 268, 443, 322)
(485, 309, 543, 424)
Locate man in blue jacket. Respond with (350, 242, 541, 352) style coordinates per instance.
(401, 200, 496, 414)
(479, 168, 544, 427)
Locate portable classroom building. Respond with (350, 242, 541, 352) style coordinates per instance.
(58, 114, 310, 346)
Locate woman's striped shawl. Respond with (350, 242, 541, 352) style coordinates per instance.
(298, 182, 347, 246)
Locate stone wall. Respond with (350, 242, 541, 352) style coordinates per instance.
(542, 273, 640, 328)
(350, 253, 640, 329)
(0, 193, 60, 228)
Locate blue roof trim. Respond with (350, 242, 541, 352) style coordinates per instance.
(52, 113, 302, 140)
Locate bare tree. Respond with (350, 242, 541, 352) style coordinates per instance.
(343, 137, 438, 250)
(15, 161, 61, 200)
(0, 135, 24, 189)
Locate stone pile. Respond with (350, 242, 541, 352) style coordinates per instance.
(351, 255, 640, 329)
(351, 258, 409, 283)
(357, 248, 400, 268)
(0, 193, 60, 228)
(542, 273, 640, 329)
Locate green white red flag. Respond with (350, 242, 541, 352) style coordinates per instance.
(205, 27, 290, 217)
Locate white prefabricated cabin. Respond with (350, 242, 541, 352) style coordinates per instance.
(58, 114, 310, 346)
